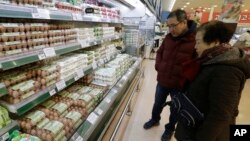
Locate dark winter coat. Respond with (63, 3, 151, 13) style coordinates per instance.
(175, 48, 250, 141)
(155, 20, 196, 89)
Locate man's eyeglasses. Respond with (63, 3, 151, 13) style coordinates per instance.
(167, 22, 180, 29)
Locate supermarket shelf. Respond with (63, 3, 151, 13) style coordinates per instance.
(0, 121, 19, 141)
(0, 3, 122, 23)
(0, 34, 122, 72)
(0, 52, 118, 116)
(69, 58, 141, 141)
(0, 43, 81, 71)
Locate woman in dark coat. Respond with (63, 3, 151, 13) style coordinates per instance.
(175, 21, 250, 141)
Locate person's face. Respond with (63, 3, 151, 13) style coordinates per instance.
(195, 31, 218, 57)
(167, 16, 187, 37)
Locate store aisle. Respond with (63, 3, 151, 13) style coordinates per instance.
(121, 59, 250, 141)
(121, 59, 175, 141)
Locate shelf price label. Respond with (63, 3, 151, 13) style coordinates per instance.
(49, 89, 56, 96)
(80, 40, 89, 48)
(75, 136, 83, 141)
(38, 53, 46, 60)
(95, 108, 103, 115)
(74, 68, 84, 81)
(87, 112, 99, 125)
(37, 8, 50, 19)
(32, 13, 40, 18)
(56, 80, 66, 91)
(1, 132, 9, 141)
(43, 47, 56, 57)
(105, 98, 111, 103)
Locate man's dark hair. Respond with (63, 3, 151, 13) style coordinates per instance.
(167, 9, 188, 22)
(197, 20, 233, 45)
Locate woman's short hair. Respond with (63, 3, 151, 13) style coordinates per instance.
(197, 20, 233, 45)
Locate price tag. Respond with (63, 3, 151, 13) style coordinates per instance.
(80, 41, 89, 48)
(105, 98, 111, 103)
(56, 80, 66, 91)
(75, 136, 83, 141)
(92, 62, 97, 69)
(96, 108, 103, 115)
(38, 53, 46, 60)
(37, 8, 50, 19)
(43, 48, 56, 57)
(49, 89, 56, 96)
(32, 13, 40, 18)
(75, 68, 84, 80)
(1, 132, 9, 141)
(87, 112, 99, 125)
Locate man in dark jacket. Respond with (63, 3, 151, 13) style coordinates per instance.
(143, 9, 197, 141)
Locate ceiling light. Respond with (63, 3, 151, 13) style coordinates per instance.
(199, 6, 202, 8)
(208, 8, 211, 10)
(244, 9, 248, 12)
(186, 2, 190, 5)
(183, 5, 187, 8)
(242, 5, 245, 7)
(214, 5, 217, 7)
(203, 9, 206, 12)
(181, 8, 184, 10)
(191, 7, 193, 10)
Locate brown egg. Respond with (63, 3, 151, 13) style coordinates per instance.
(46, 134, 52, 141)
(15, 35, 20, 41)
(10, 45, 16, 50)
(4, 80, 11, 87)
(43, 26, 48, 31)
(25, 24, 31, 32)
(35, 26, 40, 31)
(1, 36, 8, 42)
(28, 0, 33, 5)
(6, 27, 13, 33)
(36, 129, 42, 137)
(34, 81, 41, 88)
(31, 129, 36, 135)
(13, 98, 20, 104)
(20, 34, 26, 41)
(26, 32, 31, 39)
(19, 25, 25, 32)
(8, 36, 15, 41)
(41, 85, 46, 90)
(8, 88, 13, 95)
(41, 79, 46, 85)
(0, 26, 5, 33)
(14, 27, 19, 32)
(12, 91, 19, 98)
(22, 42, 27, 49)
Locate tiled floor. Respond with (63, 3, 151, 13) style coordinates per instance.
(121, 59, 250, 141)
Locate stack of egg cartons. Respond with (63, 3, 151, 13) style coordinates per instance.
(93, 68, 116, 86)
(103, 27, 115, 38)
(55, 53, 88, 80)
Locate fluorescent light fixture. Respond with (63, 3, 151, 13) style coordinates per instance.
(181, 8, 184, 10)
(118, 0, 136, 8)
(186, 2, 190, 5)
(183, 5, 187, 8)
(168, 0, 177, 11)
